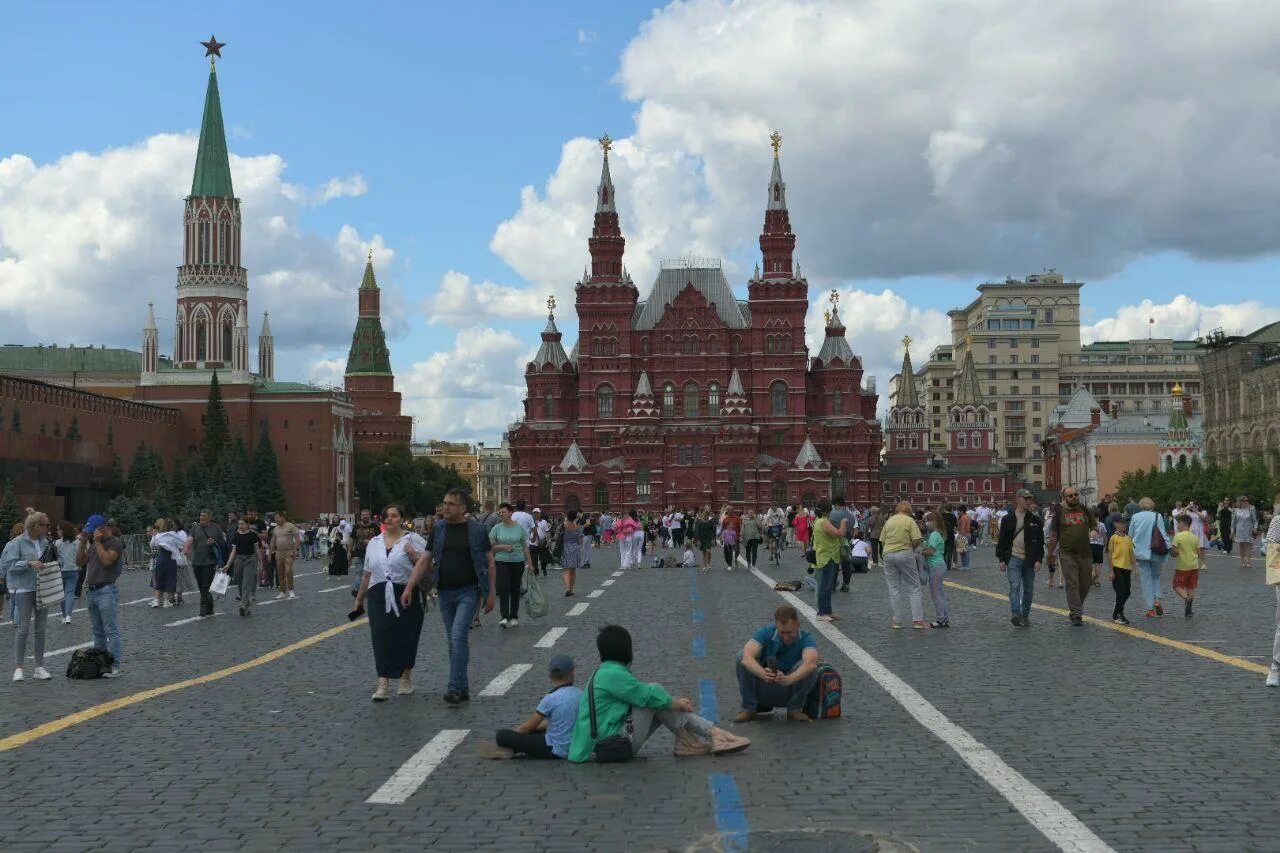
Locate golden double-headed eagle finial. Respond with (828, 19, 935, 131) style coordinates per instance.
(902, 335, 913, 350)
(599, 134, 612, 156)
(823, 309, 832, 326)
(770, 130, 782, 157)
(547, 295, 557, 317)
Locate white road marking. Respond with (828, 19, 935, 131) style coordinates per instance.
(567, 603, 589, 616)
(366, 729, 470, 805)
(318, 585, 351, 593)
(587, 589, 605, 599)
(750, 566, 1115, 853)
(294, 570, 326, 578)
(534, 627, 568, 648)
(478, 664, 532, 697)
(256, 597, 295, 607)
(26, 642, 93, 660)
(611, 571, 624, 577)
(164, 613, 223, 627)
(601, 579, 616, 586)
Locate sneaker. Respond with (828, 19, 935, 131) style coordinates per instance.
(1154, 601, 1164, 616)
(508, 619, 518, 628)
(709, 729, 751, 755)
(1267, 665, 1279, 688)
(443, 691, 463, 705)
(397, 675, 414, 696)
(150, 600, 160, 609)
(288, 591, 298, 600)
(32, 667, 51, 680)
(12, 668, 23, 682)
(274, 592, 287, 601)
(1185, 600, 1193, 617)
(786, 710, 813, 722)
(1010, 615, 1021, 627)
(498, 619, 509, 628)
(63, 616, 71, 625)
(1070, 615, 1084, 626)
(101, 668, 122, 679)
(371, 680, 390, 702)
(239, 604, 246, 617)
(459, 690, 470, 702)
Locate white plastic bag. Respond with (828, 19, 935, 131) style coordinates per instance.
(210, 571, 231, 596)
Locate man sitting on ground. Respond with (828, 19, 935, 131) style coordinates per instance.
(734, 605, 821, 722)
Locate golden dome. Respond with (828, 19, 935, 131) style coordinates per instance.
(1171, 382, 1183, 396)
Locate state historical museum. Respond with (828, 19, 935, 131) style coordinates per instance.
(507, 136, 881, 512)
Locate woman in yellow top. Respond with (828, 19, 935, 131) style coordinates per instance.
(1107, 517, 1136, 624)
(810, 499, 848, 622)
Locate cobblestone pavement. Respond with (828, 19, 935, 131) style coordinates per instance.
(1, 543, 1277, 852)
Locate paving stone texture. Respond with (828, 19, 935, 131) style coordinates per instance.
(1, 543, 1277, 851)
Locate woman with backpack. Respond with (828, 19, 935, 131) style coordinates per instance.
(1128, 497, 1171, 618)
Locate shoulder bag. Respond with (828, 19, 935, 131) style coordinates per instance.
(35, 541, 65, 610)
(588, 673, 634, 763)
(1150, 515, 1169, 556)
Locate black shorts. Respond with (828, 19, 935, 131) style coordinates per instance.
(1090, 543, 1104, 565)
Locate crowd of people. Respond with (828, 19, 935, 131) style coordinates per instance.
(7, 484, 1279, 766)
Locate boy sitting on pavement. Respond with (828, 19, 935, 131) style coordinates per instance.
(491, 655, 583, 759)
(734, 605, 821, 722)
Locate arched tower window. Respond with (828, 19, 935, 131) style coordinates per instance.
(771, 479, 787, 507)
(683, 382, 699, 418)
(708, 383, 720, 414)
(196, 319, 207, 362)
(222, 322, 232, 363)
(770, 380, 787, 416)
(543, 393, 554, 418)
(831, 466, 847, 497)
(597, 385, 614, 419)
(594, 482, 608, 509)
(832, 390, 843, 415)
(662, 383, 675, 417)
(729, 465, 744, 500)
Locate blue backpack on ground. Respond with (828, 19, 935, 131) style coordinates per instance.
(804, 664, 842, 720)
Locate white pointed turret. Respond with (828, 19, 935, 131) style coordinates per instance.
(257, 311, 274, 380)
(597, 143, 616, 213)
(794, 436, 824, 469)
(231, 303, 249, 378)
(767, 147, 787, 211)
(558, 439, 588, 472)
(141, 302, 158, 378)
(628, 370, 659, 418)
(721, 368, 752, 418)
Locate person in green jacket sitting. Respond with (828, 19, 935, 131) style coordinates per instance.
(568, 625, 751, 762)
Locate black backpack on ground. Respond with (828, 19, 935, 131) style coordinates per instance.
(66, 648, 115, 679)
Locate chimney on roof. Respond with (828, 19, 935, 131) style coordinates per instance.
(1090, 407, 1101, 427)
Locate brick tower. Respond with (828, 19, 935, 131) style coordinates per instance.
(344, 252, 412, 450)
(174, 55, 249, 373)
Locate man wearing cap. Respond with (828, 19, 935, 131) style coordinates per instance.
(530, 509, 552, 576)
(996, 489, 1046, 627)
(493, 654, 583, 759)
(77, 515, 125, 677)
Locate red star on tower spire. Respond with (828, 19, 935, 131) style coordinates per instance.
(200, 35, 226, 59)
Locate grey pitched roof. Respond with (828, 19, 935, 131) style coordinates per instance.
(768, 154, 787, 211)
(815, 324, 855, 366)
(895, 347, 921, 409)
(597, 152, 616, 213)
(634, 371, 653, 398)
(727, 368, 745, 396)
(534, 338, 571, 370)
(1054, 387, 1101, 428)
(633, 265, 749, 331)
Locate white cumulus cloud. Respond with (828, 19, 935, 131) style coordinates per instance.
(1081, 295, 1280, 345)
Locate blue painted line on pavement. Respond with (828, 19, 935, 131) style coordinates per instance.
(692, 608, 704, 623)
(709, 772, 749, 851)
(692, 635, 706, 658)
(698, 679, 718, 720)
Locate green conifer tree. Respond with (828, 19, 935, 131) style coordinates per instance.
(251, 426, 287, 513)
(66, 416, 81, 441)
(203, 372, 230, 471)
(0, 479, 22, 531)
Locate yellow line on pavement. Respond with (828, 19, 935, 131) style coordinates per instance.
(944, 579, 1268, 675)
(0, 619, 366, 752)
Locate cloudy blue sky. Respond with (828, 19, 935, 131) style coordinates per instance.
(4, 0, 1280, 442)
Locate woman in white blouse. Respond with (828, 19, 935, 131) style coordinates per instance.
(353, 504, 429, 701)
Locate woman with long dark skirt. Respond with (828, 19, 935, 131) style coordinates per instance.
(354, 504, 428, 701)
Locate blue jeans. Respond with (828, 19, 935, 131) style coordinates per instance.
(1136, 557, 1164, 610)
(816, 561, 838, 615)
(87, 584, 121, 666)
(1006, 556, 1034, 617)
(61, 571, 78, 618)
(438, 586, 479, 694)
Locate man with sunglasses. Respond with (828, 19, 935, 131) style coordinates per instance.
(1046, 488, 1097, 626)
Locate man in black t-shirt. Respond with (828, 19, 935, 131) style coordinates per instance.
(404, 488, 495, 705)
(350, 510, 380, 591)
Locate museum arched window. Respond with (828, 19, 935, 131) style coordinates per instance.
(662, 383, 675, 417)
(682, 336, 698, 355)
(641, 337, 650, 356)
(636, 465, 651, 500)
(729, 464, 744, 500)
(597, 385, 614, 419)
(832, 390, 843, 415)
(540, 473, 552, 504)
(684, 382, 699, 418)
(771, 479, 787, 507)
(565, 494, 581, 514)
(831, 466, 846, 497)
(770, 380, 787, 416)
(594, 482, 608, 509)
(708, 383, 720, 415)
(543, 393, 554, 418)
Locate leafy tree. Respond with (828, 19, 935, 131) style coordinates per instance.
(66, 416, 81, 441)
(355, 442, 468, 517)
(203, 371, 230, 471)
(1113, 457, 1277, 512)
(0, 479, 22, 532)
(251, 426, 286, 513)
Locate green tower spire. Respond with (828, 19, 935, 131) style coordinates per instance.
(190, 62, 235, 198)
(345, 253, 393, 375)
